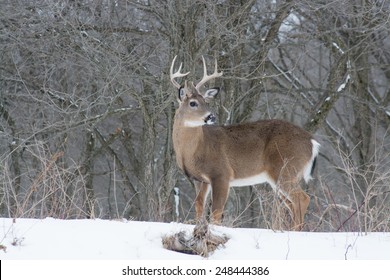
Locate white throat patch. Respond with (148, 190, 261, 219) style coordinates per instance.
(183, 113, 213, 127)
(183, 120, 206, 127)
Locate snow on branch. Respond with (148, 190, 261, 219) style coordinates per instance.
(337, 74, 351, 92)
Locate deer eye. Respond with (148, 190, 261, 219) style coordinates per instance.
(189, 101, 198, 108)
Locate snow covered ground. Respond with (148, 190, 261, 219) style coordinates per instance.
(1, 218, 390, 280)
(1, 217, 389, 260)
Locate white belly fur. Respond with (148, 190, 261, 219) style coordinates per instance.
(229, 172, 271, 187)
(229, 172, 289, 200)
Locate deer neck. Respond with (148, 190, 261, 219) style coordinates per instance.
(173, 120, 205, 151)
(172, 119, 206, 168)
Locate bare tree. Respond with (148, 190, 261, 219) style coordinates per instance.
(0, 0, 388, 231)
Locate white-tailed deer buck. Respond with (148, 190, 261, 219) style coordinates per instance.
(170, 55, 320, 230)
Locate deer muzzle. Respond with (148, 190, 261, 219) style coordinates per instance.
(204, 114, 216, 125)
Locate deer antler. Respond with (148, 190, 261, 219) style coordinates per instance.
(170, 55, 190, 89)
(195, 56, 223, 91)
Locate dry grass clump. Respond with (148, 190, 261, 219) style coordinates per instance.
(162, 219, 229, 257)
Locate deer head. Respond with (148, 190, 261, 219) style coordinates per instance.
(170, 56, 222, 127)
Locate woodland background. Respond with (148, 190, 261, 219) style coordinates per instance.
(0, 0, 389, 232)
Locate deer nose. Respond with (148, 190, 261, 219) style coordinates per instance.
(205, 114, 216, 125)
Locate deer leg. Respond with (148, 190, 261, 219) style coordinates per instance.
(194, 181, 210, 221)
(288, 189, 310, 231)
(210, 178, 230, 224)
(276, 168, 310, 231)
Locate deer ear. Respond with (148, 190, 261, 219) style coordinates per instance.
(204, 87, 219, 102)
(178, 87, 186, 102)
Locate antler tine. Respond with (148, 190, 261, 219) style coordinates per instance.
(195, 56, 223, 91)
(170, 55, 190, 89)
